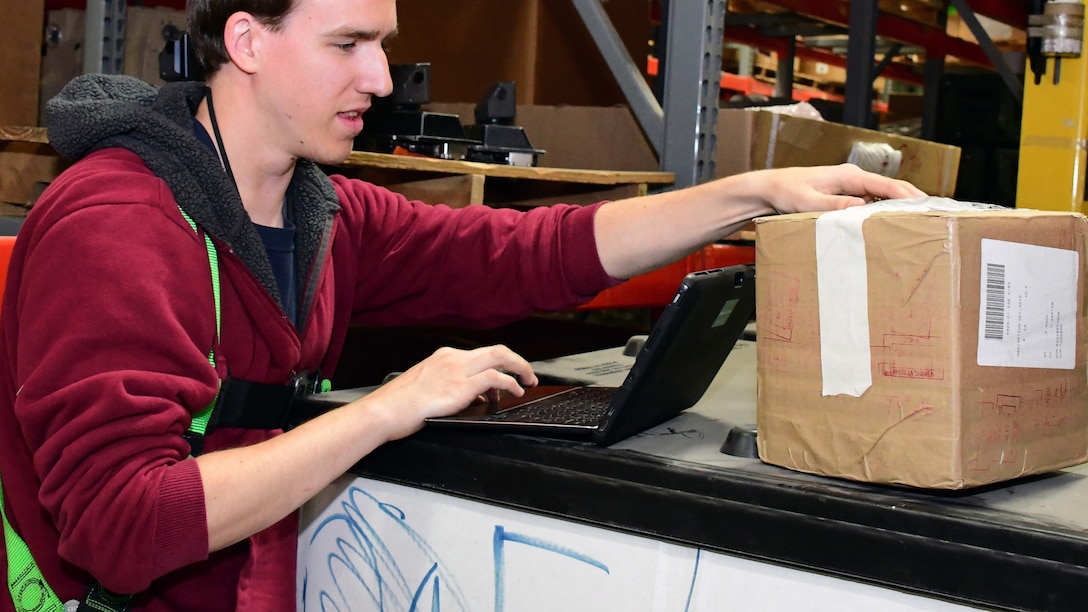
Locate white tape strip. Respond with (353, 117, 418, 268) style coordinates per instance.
(814, 198, 1004, 397)
(815, 207, 878, 396)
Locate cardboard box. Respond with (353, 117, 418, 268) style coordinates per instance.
(715, 108, 961, 197)
(755, 204, 1088, 489)
(947, 12, 1027, 48)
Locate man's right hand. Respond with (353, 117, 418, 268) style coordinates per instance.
(361, 344, 538, 441)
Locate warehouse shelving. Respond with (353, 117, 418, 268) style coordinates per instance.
(575, 0, 1029, 186)
(13, 0, 1034, 190)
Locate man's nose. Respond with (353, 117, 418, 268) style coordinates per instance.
(359, 51, 394, 98)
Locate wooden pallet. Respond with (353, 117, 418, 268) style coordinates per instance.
(0, 126, 674, 214)
(335, 151, 673, 209)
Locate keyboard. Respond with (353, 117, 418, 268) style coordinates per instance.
(482, 386, 616, 427)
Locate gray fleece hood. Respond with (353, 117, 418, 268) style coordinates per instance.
(46, 74, 339, 310)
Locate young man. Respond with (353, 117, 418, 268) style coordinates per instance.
(0, 0, 925, 610)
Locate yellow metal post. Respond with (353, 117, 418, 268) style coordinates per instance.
(1018, 57, 1088, 211)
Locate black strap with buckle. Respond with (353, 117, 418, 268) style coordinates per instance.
(211, 372, 327, 431)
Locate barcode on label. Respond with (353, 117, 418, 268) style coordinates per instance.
(984, 263, 1006, 340)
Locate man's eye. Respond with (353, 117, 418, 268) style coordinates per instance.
(335, 42, 356, 51)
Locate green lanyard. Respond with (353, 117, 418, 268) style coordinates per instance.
(2, 473, 65, 611)
(2, 206, 221, 611)
(179, 207, 222, 441)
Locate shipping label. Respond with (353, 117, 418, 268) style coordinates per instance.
(977, 239, 1078, 369)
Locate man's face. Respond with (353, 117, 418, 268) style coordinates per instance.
(253, 0, 396, 164)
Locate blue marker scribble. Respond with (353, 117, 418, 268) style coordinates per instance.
(684, 548, 700, 612)
(408, 563, 439, 612)
(492, 526, 609, 611)
(303, 484, 706, 611)
(302, 486, 470, 612)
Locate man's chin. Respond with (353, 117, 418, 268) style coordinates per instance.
(313, 143, 356, 165)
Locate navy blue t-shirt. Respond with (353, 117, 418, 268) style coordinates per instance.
(193, 120, 298, 326)
(253, 221, 297, 326)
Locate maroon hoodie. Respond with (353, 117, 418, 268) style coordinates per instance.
(0, 75, 616, 611)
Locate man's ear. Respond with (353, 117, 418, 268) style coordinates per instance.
(223, 12, 258, 75)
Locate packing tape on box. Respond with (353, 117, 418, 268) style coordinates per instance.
(815, 197, 1004, 397)
(847, 141, 902, 177)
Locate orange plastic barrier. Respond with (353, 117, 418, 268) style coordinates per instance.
(578, 242, 755, 309)
(0, 236, 14, 307)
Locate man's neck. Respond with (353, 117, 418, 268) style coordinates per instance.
(195, 83, 295, 228)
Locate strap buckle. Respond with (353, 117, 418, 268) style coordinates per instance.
(290, 370, 326, 397)
(209, 370, 328, 433)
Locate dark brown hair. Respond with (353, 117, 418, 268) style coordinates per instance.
(187, 0, 296, 76)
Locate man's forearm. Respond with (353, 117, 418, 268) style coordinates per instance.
(593, 174, 771, 279)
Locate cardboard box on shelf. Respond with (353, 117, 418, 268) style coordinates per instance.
(715, 108, 961, 197)
(947, 11, 1027, 49)
(755, 204, 1088, 489)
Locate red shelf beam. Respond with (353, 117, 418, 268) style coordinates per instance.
(745, 0, 1005, 67)
(646, 57, 890, 113)
(722, 25, 925, 86)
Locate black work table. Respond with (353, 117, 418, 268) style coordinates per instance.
(305, 340, 1088, 611)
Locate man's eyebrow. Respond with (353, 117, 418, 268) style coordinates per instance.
(330, 26, 399, 42)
